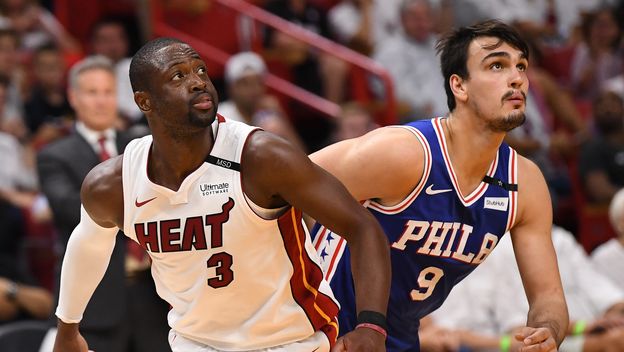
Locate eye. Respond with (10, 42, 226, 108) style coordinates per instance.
(490, 62, 503, 71)
(517, 63, 527, 72)
(172, 72, 183, 81)
(197, 67, 207, 75)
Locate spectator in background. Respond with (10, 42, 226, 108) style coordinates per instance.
(219, 51, 304, 150)
(0, 74, 38, 208)
(591, 188, 624, 293)
(571, 6, 622, 102)
(579, 91, 624, 205)
(433, 226, 624, 352)
(0, 0, 80, 55)
(373, 0, 447, 121)
(0, 72, 52, 325)
(450, 0, 606, 44)
(327, 0, 402, 55)
(263, 0, 348, 103)
(37, 56, 170, 352)
(0, 28, 26, 139)
(329, 101, 377, 143)
(24, 44, 71, 148)
(90, 16, 143, 125)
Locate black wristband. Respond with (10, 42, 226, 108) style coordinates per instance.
(357, 310, 387, 331)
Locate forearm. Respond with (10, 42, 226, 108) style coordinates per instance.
(56, 206, 118, 323)
(527, 297, 569, 346)
(14, 285, 53, 319)
(456, 330, 500, 350)
(348, 219, 391, 315)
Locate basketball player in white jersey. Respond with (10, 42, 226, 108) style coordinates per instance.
(311, 20, 568, 351)
(52, 38, 391, 352)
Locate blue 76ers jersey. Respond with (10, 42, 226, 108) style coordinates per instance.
(312, 117, 518, 351)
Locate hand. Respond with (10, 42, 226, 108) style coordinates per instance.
(514, 327, 557, 352)
(331, 327, 385, 352)
(53, 321, 91, 352)
(53, 333, 89, 352)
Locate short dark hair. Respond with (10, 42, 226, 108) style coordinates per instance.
(129, 37, 185, 92)
(435, 20, 529, 112)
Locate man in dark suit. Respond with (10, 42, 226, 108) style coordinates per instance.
(37, 55, 170, 352)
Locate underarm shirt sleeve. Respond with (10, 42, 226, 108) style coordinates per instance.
(55, 206, 118, 324)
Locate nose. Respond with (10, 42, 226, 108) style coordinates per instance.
(509, 68, 525, 89)
(189, 72, 207, 92)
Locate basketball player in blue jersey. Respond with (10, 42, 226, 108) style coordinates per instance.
(51, 38, 391, 352)
(311, 20, 568, 351)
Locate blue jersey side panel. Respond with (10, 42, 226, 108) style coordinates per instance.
(312, 118, 518, 351)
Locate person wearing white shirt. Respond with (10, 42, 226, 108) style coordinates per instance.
(328, 0, 403, 55)
(591, 188, 624, 293)
(372, 0, 447, 120)
(219, 51, 304, 150)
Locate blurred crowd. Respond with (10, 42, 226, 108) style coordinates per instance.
(1, 0, 624, 351)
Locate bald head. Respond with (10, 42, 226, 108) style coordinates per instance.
(129, 37, 186, 92)
(609, 188, 624, 237)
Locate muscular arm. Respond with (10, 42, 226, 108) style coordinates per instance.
(243, 130, 392, 323)
(53, 156, 124, 352)
(510, 156, 568, 348)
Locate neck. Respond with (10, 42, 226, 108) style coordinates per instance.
(443, 110, 506, 182)
(149, 126, 214, 191)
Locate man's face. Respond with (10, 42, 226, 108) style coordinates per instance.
(461, 37, 529, 132)
(69, 68, 118, 131)
(34, 50, 65, 90)
(230, 73, 265, 114)
(92, 24, 129, 63)
(144, 43, 218, 132)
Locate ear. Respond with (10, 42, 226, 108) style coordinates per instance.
(67, 88, 76, 108)
(134, 91, 151, 112)
(449, 74, 468, 104)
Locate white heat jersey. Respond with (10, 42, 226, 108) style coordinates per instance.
(121, 116, 339, 350)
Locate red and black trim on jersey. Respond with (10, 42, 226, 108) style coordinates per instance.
(278, 208, 340, 346)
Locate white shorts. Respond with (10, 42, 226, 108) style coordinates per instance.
(168, 330, 330, 352)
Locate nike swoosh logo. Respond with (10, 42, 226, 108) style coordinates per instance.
(425, 184, 452, 195)
(135, 197, 157, 207)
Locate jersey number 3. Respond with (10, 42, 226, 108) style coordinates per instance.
(207, 252, 234, 288)
(411, 266, 444, 301)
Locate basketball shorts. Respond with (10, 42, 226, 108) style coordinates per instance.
(168, 330, 330, 352)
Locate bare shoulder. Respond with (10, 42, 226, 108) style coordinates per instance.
(311, 126, 425, 203)
(241, 130, 311, 207)
(514, 154, 552, 227)
(81, 155, 124, 228)
(517, 155, 548, 192)
(243, 129, 305, 172)
(310, 127, 424, 176)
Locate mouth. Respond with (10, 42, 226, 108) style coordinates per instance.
(504, 92, 525, 107)
(191, 94, 214, 110)
(506, 98, 524, 105)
